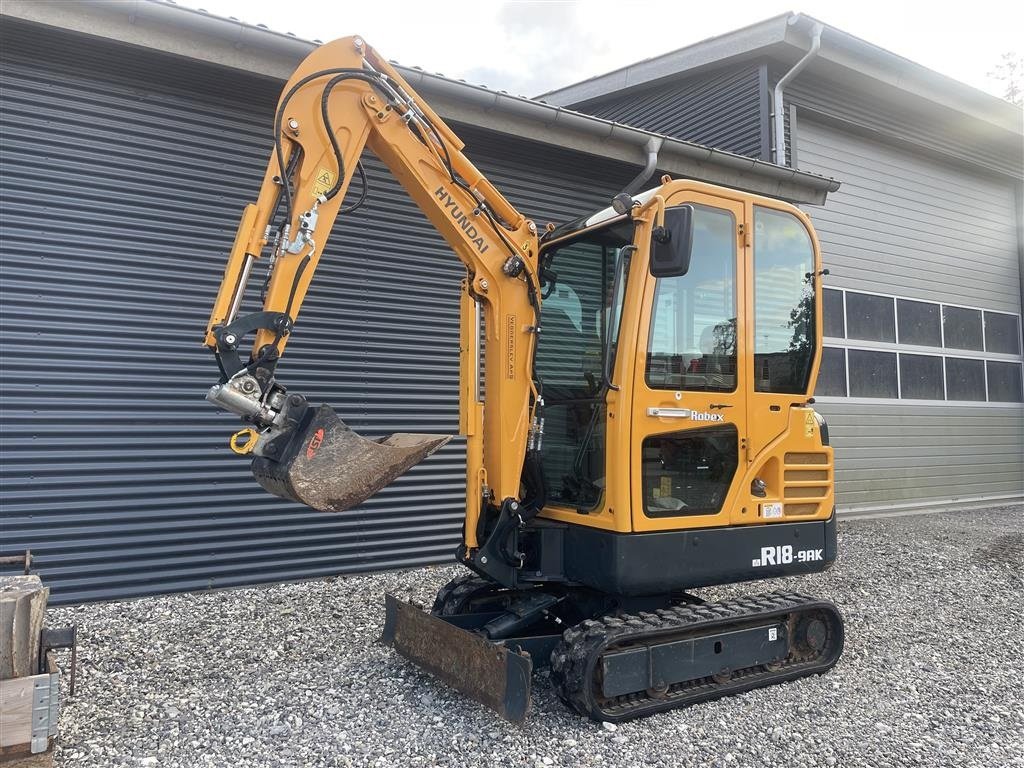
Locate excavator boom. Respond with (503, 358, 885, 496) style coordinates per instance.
(204, 36, 541, 520)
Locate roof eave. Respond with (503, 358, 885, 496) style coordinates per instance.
(0, 0, 839, 205)
(543, 11, 1021, 137)
(783, 19, 1022, 135)
(538, 13, 792, 106)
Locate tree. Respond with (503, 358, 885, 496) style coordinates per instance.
(989, 52, 1023, 106)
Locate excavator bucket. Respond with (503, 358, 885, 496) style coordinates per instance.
(252, 404, 451, 512)
(381, 594, 533, 722)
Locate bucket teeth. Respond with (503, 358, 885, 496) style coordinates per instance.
(252, 404, 451, 512)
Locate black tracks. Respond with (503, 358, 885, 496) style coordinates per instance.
(550, 591, 844, 722)
(431, 573, 523, 616)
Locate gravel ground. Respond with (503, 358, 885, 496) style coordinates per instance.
(48, 505, 1023, 768)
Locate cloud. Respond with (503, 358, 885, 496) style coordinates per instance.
(189, 0, 1020, 100)
(462, 1, 613, 95)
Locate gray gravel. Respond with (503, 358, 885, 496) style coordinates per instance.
(49, 504, 1023, 768)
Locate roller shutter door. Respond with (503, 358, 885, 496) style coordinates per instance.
(0, 21, 632, 602)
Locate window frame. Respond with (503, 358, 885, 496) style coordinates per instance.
(843, 290, 897, 344)
(816, 286, 1022, 406)
(984, 311, 1023, 356)
(895, 298, 943, 348)
(846, 348, 899, 399)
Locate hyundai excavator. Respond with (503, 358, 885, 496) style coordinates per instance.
(203, 36, 844, 722)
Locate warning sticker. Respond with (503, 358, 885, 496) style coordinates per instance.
(804, 411, 815, 438)
(311, 167, 335, 199)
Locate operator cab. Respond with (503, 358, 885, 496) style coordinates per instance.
(535, 179, 830, 534)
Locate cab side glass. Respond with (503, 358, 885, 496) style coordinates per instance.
(753, 207, 816, 394)
(650, 205, 694, 278)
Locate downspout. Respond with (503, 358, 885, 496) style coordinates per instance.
(773, 21, 824, 166)
(621, 136, 664, 196)
(1016, 182, 1024, 355)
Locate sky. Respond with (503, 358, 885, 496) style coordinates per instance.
(186, 0, 1022, 101)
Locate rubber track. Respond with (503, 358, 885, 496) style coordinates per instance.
(431, 573, 487, 615)
(550, 590, 843, 722)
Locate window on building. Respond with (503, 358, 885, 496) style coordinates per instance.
(899, 354, 944, 400)
(809, 288, 1022, 405)
(845, 292, 895, 343)
(847, 349, 898, 398)
(647, 205, 736, 392)
(816, 347, 847, 397)
(945, 357, 986, 401)
(823, 288, 845, 338)
(897, 299, 942, 347)
(753, 207, 816, 394)
(986, 361, 1024, 403)
(943, 306, 984, 351)
(984, 312, 1022, 355)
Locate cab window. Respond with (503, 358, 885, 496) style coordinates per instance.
(535, 219, 635, 511)
(646, 205, 736, 392)
(753, 207, 816, 394)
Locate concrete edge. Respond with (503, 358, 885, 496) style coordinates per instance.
(838, 494, 1024, 521)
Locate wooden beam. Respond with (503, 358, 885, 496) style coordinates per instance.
(0, 577, 49, 680)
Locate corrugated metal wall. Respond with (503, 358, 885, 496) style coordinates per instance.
(0, 21, 633, 603)
(779, 69, 1022, 179)
(798, 118, 1024, 510)
(796, 119, 1020, 313)
(572, 64, 766, 159)
(816, 403, 1024, 510)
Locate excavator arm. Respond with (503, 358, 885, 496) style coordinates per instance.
(204, 37, 543, 548)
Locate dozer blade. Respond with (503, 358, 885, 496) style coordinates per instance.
(381, 594, 533, 722)
(252, 404, 451, 512)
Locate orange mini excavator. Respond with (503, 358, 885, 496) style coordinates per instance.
(204, 36, 843, 722)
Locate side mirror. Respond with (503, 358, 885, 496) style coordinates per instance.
(649, 205, 694, 278)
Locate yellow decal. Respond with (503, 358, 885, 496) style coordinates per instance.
(659, 476, 672, 498)
(311, 167, 335, 199)
(505, 315, 516, 379)
(804, 411, 815, 438)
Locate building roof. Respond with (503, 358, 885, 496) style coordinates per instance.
(0, 0, 841, 205)
(540, 13, 1022, 139)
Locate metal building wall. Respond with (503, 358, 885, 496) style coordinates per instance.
(779, 69, 1022, 179)
(795, 120, 1020, 311)
(572, 64, 767, 159)
(797, 118, 1024, 511)
(0, 21, 634, 603)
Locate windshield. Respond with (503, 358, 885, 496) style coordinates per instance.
(535, 218, 635, 511)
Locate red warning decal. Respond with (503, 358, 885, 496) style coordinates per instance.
(306, 428, 325, 459)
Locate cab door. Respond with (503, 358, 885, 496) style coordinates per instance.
(629, 194, 748, 532)
(743, 203, 820, 454)
(739, 203, 831, 524)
